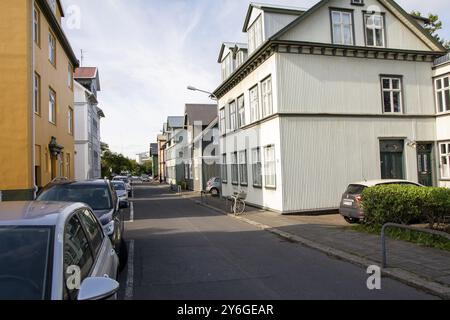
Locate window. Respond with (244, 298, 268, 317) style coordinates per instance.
(248, 15, 263, 53)
(68, 64, 73, 89)
(221, 154, 228, 183)
(78, 209, 103, 256)
(68, 107, 74, 134)
(239, 150, 248, 186)
(364, 13, 385, 47)
(264, 146, 276, 188)
(261, 77, 273, 117)
(252, 148, 262, 187)
(440, 143, 450, 179)
(331, 10, 354, 45)
(33, 8, 40, 46)
(219, 108, 226, 134)
(221, 54, 233, 81)
(229, 101, 237, 131)
(48, 32, 56, 65)
(351, 0, 364, 5)
(237, 95, 245, 128)
(380, 140, 405, 179)
(34, 72, 41, 114)
(236, 50, 247, 67)
(231, 152, 239, 185)
(66, 153, 71, 178)
(381, 77, 403, 113)
(435, 76, 450, 113)
(249, 85, 260, 123)
(63, 215, 94, 300)
(49, 88, 56, 124)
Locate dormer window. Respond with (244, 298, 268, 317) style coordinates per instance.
(248, 15, 263, 54)
(351, 0, 364, 5)
(331, 10, 354, 45)
(364, 12, 386, 47)
(236, 50, 247, 67)
(221, 53, 233, 81)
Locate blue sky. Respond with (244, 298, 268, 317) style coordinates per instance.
(62, 0, 450, 158)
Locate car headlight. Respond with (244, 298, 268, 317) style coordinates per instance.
(103, 220, 115, 236)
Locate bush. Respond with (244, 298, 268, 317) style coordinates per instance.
(361, 185, 450, 228)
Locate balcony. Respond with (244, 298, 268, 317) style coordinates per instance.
(434, 53, 450, 66)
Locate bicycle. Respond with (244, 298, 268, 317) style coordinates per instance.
(228, 191, 247, 215)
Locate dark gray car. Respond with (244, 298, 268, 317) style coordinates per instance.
(0, 201, 119, 300)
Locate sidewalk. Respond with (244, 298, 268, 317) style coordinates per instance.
(181, 190, 450, 299)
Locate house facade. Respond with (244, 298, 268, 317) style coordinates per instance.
(213, 0, 447, 214)
(157, 133, 167, 182)
(150, 143, 159, 178)
(0, 0, 79, 200)
(181, 104, 218, 191)
(74, 67, 104, 180)
(164, 116, 185, 185)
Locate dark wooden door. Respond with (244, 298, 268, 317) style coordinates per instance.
(417, 143, 433, 186)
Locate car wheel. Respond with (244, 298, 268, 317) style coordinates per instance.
(210, 188, 220, 197)
(118, 238, 128, 273)
(344, 216, 360, 224)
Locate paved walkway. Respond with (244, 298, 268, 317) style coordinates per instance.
(181, 190, 450, 292)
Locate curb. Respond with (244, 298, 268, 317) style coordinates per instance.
(191, 197, 450, 300)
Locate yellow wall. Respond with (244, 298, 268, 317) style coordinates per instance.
(0, 0, 33, 192)
(0, 0, 75, 198)
(34, 0, 75, 187)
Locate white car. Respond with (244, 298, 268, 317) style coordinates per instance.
(112, 176, 132, 196)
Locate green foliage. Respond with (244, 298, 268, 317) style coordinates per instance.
(411, 11, 448, 48)
(101, 146, 152, 179)
(361, 185, 450, 228)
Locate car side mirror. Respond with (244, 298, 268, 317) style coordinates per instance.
(119, 201, 129, 209)
(78, 277, 119, 301)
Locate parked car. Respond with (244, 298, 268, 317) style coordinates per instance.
(112, 176, 132, 196)
(36, 179, 127, 269)
(206, 177, 222, 196)
(111, 180, 129, 206)
(0, 201, 120, 300)
(339, 179, 422, 224)
(141, 175, 150, 182)
(130, 176, 143, 185)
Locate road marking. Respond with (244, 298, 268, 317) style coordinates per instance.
(124, 240, 134, 300)
(127, 202, 134, 223)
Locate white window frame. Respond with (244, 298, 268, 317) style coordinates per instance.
(68, 107, 73, 134)
(221, 154, 228, 183)
(49, 88, 56, 124)
(248, 15, 263, 53)
(48, 31, 56, 65)
(364, 13, 385, 47)
(239, 150, 248, 186)
(249, 85, 260, 123)
(351, 0, 364, 5)
(231, 152, 239, 185)
(229, 100, 237, 131)
(435, 76, 450, 114)
(381, 77, 403, 114)
(261, 76, 273, 118)
(33, 8, 40, 45)
(34, 72, 41, 114)
(331, 10, 354, 45)
(440, 142, 450, 179)
(252, 148, 262, 187)
(237, 95, 245, 128)
(264, 145, 276, 189)
(219, 108, 226, 134)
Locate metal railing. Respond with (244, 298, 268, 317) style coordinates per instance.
(381, 223, 450, 268)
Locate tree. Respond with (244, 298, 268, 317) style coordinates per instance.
(411, 11, 450, 50)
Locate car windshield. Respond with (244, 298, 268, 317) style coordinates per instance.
(0, 226, 52, 300)
(37, 185, 113, 210)
(114, 177, 128, 183)
(112, 182, 125, 191)
(345, 184, 366, 195)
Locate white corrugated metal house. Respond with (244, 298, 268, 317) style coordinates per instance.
(213, 0, 448, 214)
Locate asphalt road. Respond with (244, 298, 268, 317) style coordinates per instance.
(118, 184, 437, 300)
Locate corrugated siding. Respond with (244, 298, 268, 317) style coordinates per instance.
(264, 12, 298, 40)
(280, 116, 436, 212)
(277, 53, 435, 115)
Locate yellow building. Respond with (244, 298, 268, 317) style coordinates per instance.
(0, 0, 79, 200)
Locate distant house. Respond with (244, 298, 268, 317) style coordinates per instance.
(157, 132, 167, 182)
(150, 143, 159, 178)
(74, 67, 104, 180)
(213, 0, 447, 214)
(181, 104, 218, 191)
(164, 116, 185, 185)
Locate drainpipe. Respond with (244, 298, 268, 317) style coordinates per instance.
(31, 0, 37, 199)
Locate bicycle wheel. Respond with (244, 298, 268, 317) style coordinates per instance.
(234, 200, 246, 215)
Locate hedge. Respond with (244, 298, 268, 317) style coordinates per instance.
(361, 185, 450, 228)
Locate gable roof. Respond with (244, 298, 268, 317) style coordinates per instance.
(184, 104, 218, 126)
(218, 42, 248, 63)
(242, 2, 307, 32)
(269, 0, 446, 52)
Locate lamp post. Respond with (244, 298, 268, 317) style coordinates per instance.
(187, 86, 218, 101)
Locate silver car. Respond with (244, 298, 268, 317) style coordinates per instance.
(111, 181, 129, 205)
(0, 201, 120, 300)
(205, 177, 222, 196)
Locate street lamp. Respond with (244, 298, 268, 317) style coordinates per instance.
(187, 86, 218, 101)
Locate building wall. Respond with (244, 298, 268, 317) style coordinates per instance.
(279, 0, 432, 52)
(74, 142, 88, 180)
(280, 116, 436, 213)
(0, 0, 34, 199)
(34, 0, 75, 187)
